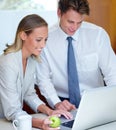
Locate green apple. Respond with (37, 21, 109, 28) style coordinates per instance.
(49, 116, 61, 128)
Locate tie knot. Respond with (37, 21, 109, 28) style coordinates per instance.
(67, 37, 73, 43)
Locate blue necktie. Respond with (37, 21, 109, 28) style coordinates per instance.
(67, 37, 81, 108)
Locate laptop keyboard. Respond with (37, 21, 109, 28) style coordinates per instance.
(61, 120, 74, 128)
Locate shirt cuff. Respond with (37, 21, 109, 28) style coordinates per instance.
(28, 98, 45, 113)
(47, 94, 61, 109)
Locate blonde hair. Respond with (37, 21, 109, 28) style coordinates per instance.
(4, 14, 48, 59)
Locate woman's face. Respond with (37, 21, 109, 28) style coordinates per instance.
(22, 26, 48, 57)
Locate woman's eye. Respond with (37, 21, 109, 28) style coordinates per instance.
(36, 39, 41, 42)
(45, 38, 48, 42)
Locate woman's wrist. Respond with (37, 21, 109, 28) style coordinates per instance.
(37, 104, 53, 116)
(47, 108, 53, 116)
(32, 117, 44, 129)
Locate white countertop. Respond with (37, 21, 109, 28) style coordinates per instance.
(1, 113, 116, 130)
(0, 113, 47, 130)
(89, 121, 116, 130)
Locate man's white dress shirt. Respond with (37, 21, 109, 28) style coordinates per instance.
(36, 21, 116, 108)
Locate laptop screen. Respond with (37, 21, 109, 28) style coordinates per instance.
(60, 86, 116, 130)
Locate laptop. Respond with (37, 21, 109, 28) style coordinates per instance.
(60, 86, 116, 130)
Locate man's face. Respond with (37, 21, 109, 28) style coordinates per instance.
(58, 9, 85, 36)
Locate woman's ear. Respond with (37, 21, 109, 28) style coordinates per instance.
(19, 31, 27, 40)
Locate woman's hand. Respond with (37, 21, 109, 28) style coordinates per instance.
(38, 104, 73, 119)
(48, 109, 73, 120)
(41, 116, 60, 130)
(32, 117, 60, 130)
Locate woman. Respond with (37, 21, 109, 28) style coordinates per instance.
(0, 14, 72, 129)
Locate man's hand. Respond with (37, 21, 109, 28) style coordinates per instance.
(55, 100, 76, 111)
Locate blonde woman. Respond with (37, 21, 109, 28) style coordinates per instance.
(0, 14, 72, 130)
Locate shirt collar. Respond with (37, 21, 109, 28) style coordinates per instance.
(58, 25, 67, 40)
(58, 24, 80, 41)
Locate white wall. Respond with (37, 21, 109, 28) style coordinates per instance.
(0, 10, 58, 54)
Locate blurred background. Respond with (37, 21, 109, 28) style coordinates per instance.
(0, 0, 58, 54)
(0, 0, 116, 54)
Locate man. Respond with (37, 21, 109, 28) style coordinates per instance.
(36, 0, 116, 111)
